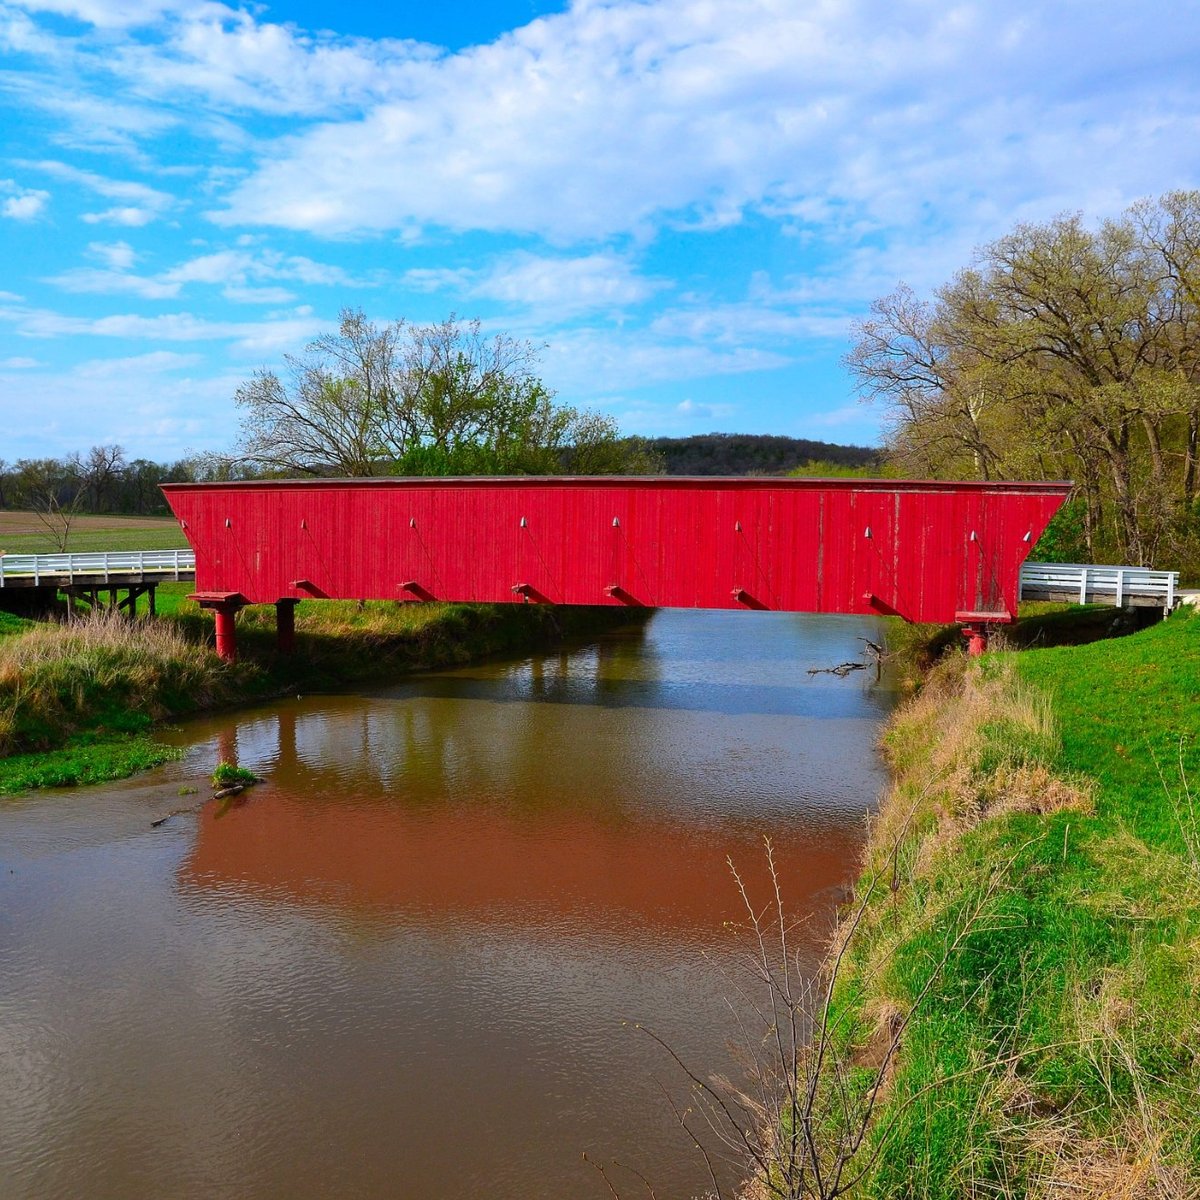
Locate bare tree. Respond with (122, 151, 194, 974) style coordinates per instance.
(74, 444, 126, 512)
(230, 308, 646, 478)
(622, 834, 1032, 1200)
(849, 194, 1200, 568)
(14, 458, 85, 552)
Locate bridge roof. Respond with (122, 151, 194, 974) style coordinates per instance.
(162, 475, 1071, 493)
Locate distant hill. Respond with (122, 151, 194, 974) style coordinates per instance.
(640, 434, 881, 476)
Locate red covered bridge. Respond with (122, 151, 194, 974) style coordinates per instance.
(160, 476, 1070, 661)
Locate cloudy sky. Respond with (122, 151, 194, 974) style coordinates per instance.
(1, 0, 1199, 462)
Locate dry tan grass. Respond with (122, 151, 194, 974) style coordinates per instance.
(1021, 1120, 1196, 1199)
(0, 604, 200, 674)
(0, 606, 239, 752)
(870, 655, 1093, 874)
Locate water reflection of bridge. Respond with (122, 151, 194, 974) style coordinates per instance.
(181, 630, 878, 936)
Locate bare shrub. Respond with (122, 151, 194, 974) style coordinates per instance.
(629, 835, 1034, 1200)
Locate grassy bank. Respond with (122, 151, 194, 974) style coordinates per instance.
(807, 607, 1200, 1197)
(0, 599, 639, 794)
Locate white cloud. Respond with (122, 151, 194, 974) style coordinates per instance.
(25, 161, 172, 205)
(0, 300, 326, 353)
(8, 0, 438, 120)
(81, 205, 158, 226)
(472, 252, 667, 314)
(0, 356, 40, 368)
(540, 326, 792, 396)
(162, 249, 359, 288)
(72, 349, 203, 377)
(87, 240, 137, 270)
(651, 301, 853, 346)
(123, 9, 436, 116)
(8, 1, 202, 31)
(0, 352, 246, 459)
(675, 398, 735, 420)
(605, 396, 740, 436)
(0, 180, 49, 219)
(0, 75, 180, 154)
(402, 267, 474, 294)
(2, 193, 46, 219)
(222, 285, 296, 304)
(45, 246, 366, 300)
(202, 0, 1200, 242)
(6, 0, 1200, 256)
(404, 252, 668, 317)
(23, 161, 176, 225)
(45, 267, 178, 298)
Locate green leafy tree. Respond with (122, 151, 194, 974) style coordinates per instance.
(849, 193, 1200, 570)
(231, 308, 651, 478)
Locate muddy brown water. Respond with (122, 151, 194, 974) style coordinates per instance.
(1, 609, 898, 1200)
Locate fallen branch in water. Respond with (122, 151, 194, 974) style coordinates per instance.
(151, 801, 204, 828)
(807, 661, 867, 677)
(152, 776, 258, 825)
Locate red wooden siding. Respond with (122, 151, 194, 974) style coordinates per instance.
(160, 477, 1069, 624)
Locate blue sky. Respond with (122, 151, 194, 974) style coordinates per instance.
(1, 0, 1199, 463)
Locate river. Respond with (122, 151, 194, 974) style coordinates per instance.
(1, 608, 897, 1200)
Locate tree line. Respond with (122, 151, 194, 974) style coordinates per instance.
(646, 433, 879, 476)
(849, 190, 1200, 571)
(0, 447, 218, 519)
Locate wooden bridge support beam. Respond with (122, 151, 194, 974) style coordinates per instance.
(275, 599, 298, 655)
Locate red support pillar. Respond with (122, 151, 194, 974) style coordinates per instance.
(962, 624, 989, 656)
(189, 592, 247, 664)
(275, 599, 298, 654)
(213, 604, 239, 662)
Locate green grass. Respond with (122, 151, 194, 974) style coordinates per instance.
(1019, 608, 1200, 847)
(212, 761, 258, 787)
(0, 610, 34, 638)
(0, 735, 182, 792)
(819, 609, 1200, 1198)
(149, 581, 194, 614)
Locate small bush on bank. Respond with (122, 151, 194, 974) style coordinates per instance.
(211, 761, 258, 788)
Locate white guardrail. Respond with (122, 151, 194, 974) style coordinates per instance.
(0, 549, 195, 586)
(1020, 561, 1178, 607)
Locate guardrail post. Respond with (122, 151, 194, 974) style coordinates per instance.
(1079, 566, 1088, 604)
(1115, 569, 1125, 608)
